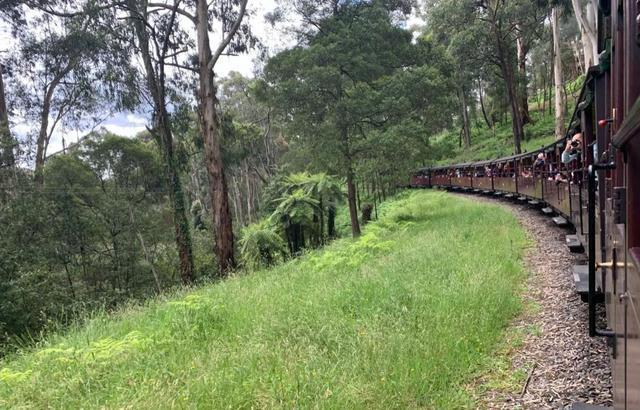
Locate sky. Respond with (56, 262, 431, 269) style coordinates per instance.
(1, 0, 424, 158)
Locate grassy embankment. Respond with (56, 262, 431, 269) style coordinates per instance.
(0, 191, 528, 409)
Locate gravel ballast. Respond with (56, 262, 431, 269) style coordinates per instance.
(457, 193, 613, 409)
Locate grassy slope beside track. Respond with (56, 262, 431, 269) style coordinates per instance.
(0, 191, 528, 409)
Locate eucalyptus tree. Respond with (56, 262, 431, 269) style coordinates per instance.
(427, 0, 550, 153)
(144, 0, 251, 275)
(570, 0, 598, 69)
(122, 0, 195, 284)
(5, 1, 137, 185)
(425, 3, 484, 148)
(551, 4, 566, 138)
(218, 72, 284, 225)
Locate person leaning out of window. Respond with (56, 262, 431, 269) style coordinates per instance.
(561, 132, 583, 164)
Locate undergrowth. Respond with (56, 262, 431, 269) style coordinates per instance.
(0, 190, 528, 409)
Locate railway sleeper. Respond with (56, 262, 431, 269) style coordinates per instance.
(541, 207, 554, 215)
(572, 265, 603, 303)
(552, 216, 569, 227)
(565, 234, 584, 253)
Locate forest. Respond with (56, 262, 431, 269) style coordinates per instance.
(0, 0, 596, 349)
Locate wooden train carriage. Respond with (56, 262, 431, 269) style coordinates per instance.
(538, 140, 573, 218)
(410, 168, 430, 188)
(430, 166, 450, 187)
(473, 160, 493, 190)
(516, 154, 540, 198)
(595, 1, 640, 407)
(412, 3, 640, 403)
(450, 163, 473, 188)
(492, 156, 517, 193)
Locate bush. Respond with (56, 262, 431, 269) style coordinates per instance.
(238, 220, 289, 270)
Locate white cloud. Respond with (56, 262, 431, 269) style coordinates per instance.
(103, 123, 146, 137)
(126, 114, 148, 125)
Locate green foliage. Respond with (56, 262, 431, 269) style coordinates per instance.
(0, 132, 189, 347)
(263, 2, 456, 221)
(238, 220, 288, 270)
(0, 191, 528, 408)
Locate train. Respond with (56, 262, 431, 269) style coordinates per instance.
(410, 1, 639, 408)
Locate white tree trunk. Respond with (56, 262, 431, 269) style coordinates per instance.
(586, 0, 599, 64)
(571, 0, 599, 68)
(572, 39, 586, 74)
(551, 7, 566, 139)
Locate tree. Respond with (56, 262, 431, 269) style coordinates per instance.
(264, 2, 442, 238)
(193, 0, 249, 275)
(131, 0, 253, 276)
(124, 0, 195, 284)
(427, 0, 523, 152)
(570, 0, 598, 70)
(6, 2, 137, 185)
(551, 5, 566, 139)
(0, 64, 15, 168)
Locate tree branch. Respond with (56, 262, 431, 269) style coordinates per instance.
(164, 61, 198, 73)
(207, 0, 248, 71)
(147, 2, 196, 23)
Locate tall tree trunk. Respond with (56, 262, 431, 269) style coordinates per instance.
(551, 7, 567, 139)
(127, 0, 195, 284)
(571, 0, 599, 68)
(130, 208, 162, 293)
(478, 79, 492, 128)
(327, 204, 336, 239)
(346, 166, 361, 237)
(244, 161, 253, 223)
(195, 0, 241, 274)
(516, 30, 533, 126)
(541, 66, 547, 115)
(33, 86, 54, 185)
(0, 67, 15, 168)
(585, 0, 599, 63)
(319, 196, 324, 244)
(571, 39, 586, 74)
(457, 85, 471, 148)
(547, 40, 553, 117)
(340, 125, 360, 237)
(33, 56, 76, 185)
(492, 19, 523, 153)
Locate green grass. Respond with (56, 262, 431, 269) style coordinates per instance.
(0, 191, 528, 409)
(432, 110, 557, 165)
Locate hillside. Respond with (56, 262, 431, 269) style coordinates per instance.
(0, 191, 527, 409)
(431, 111, 556, 165)
(431, 78, 584, 166)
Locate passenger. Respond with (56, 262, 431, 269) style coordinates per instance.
(554, 172, 569, 184)
(561, 133, 583, 164)
(533, 152, 546, 168)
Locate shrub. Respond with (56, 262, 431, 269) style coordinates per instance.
(238, 220, 289, 270)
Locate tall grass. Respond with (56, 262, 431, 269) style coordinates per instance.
(0, 191, 527, 409)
